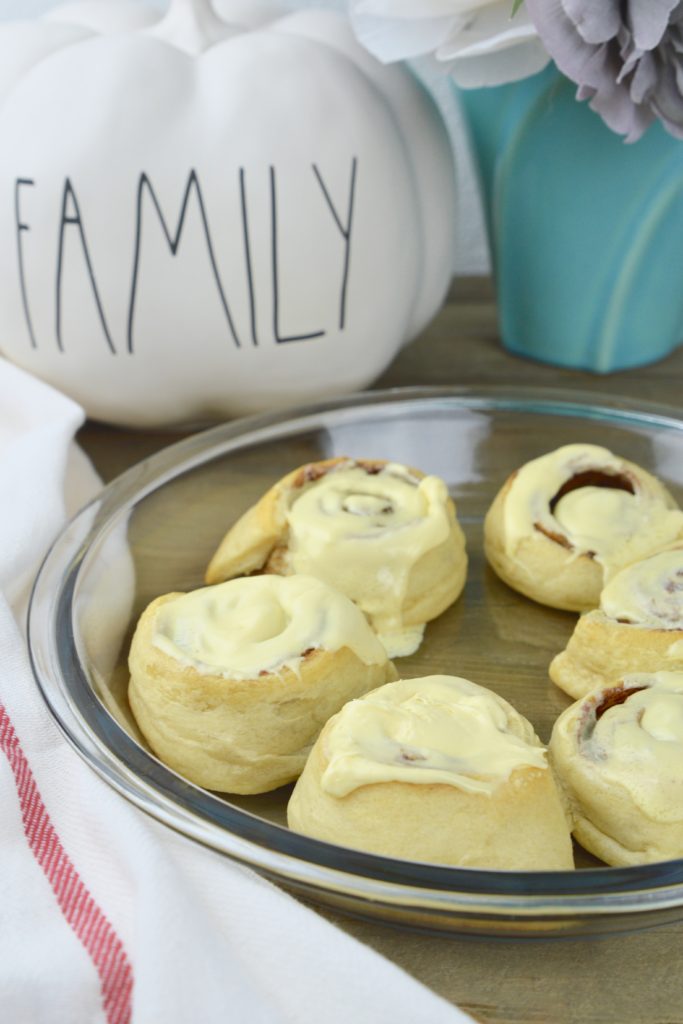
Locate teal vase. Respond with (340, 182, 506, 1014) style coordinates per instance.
(457, 67, 683, 372)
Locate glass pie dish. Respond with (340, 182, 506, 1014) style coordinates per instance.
(28, 386, 683, 938)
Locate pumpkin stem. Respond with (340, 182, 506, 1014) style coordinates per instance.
(152, 0, 234, 54)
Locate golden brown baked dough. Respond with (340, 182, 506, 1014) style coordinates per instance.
(128, 574, 396, 795)
(205, 457, 467, 657)
(550, 545, 683, 699)
(550, 671, 683, 866)
(484, 444, 683, 611)
(287, 675, 574, 869)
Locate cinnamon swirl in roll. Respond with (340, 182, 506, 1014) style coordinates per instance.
(287, 675, 574, 869)
(128, 574, 396, 795)
(550, 546, 683, 699)
(205, 458, 467, 657)
(550, 671, 683, 866)
(484, 444, 683, 611)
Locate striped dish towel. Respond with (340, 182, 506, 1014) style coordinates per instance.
(0, 358, 473, 1024)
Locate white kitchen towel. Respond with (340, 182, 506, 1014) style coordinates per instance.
(0, 358, 474, 1024)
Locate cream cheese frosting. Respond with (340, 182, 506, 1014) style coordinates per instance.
(579, 672, 683, 823)
(600, 547, 683, 628)
(152, 574, 387, 679)
(503, 443, 683, 573)
(284, 463, 452, 655)
(320, 675, 548, 797)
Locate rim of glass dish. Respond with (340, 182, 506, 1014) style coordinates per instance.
(27, 385, 683, 919)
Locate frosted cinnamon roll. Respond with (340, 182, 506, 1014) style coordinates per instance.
(287, 675, 574, 870)
(550, 546, 683, 699)
(128, 574, 396, 795)
(484, 444, 683, 611)
(550, 671, 683, 866)
(205, 458, 467, 657)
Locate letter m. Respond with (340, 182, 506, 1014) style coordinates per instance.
(127, 170, 240, 353)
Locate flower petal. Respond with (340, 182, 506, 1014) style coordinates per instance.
(628, 0, 681, 52)
(349, 0, 548, 81)
(651, 57, 683, 134)
(560, 0, 622, 45)
(527, 0, 614, 88)
(352, 0, 494, 17)
(587, 76, 655, 141)
(349, 10, 456, 60)
(446, 37, 550, 87)
(628, 50, 657, 102)
(435, 3, 540, 59)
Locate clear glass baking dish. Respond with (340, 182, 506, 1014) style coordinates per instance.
(28, 386, 683, 938)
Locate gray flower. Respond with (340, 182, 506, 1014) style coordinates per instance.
(525, 0, 683, 141)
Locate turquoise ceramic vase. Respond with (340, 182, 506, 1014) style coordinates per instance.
(458, 66, 683, 372)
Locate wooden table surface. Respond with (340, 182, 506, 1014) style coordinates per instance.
(78, 277, 683, 1024)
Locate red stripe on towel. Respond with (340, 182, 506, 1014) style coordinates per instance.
(0, 703, 133, 1024)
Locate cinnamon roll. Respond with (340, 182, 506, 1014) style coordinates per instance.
(205, 458, 467, 657)
(550, 671, 683, 866)
(128, 574, 396, 795)
(550, 545, 683, 699)
(484, 444, 683, 611)
(287, 675, 574, 870)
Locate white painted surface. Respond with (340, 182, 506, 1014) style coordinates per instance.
(0, 0, 463, 424)
(0, 0, 489, 273)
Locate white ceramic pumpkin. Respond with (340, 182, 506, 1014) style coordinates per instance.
(0, 0, 456, 427)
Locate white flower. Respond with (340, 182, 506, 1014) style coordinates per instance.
(349, 0, 550, 87)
